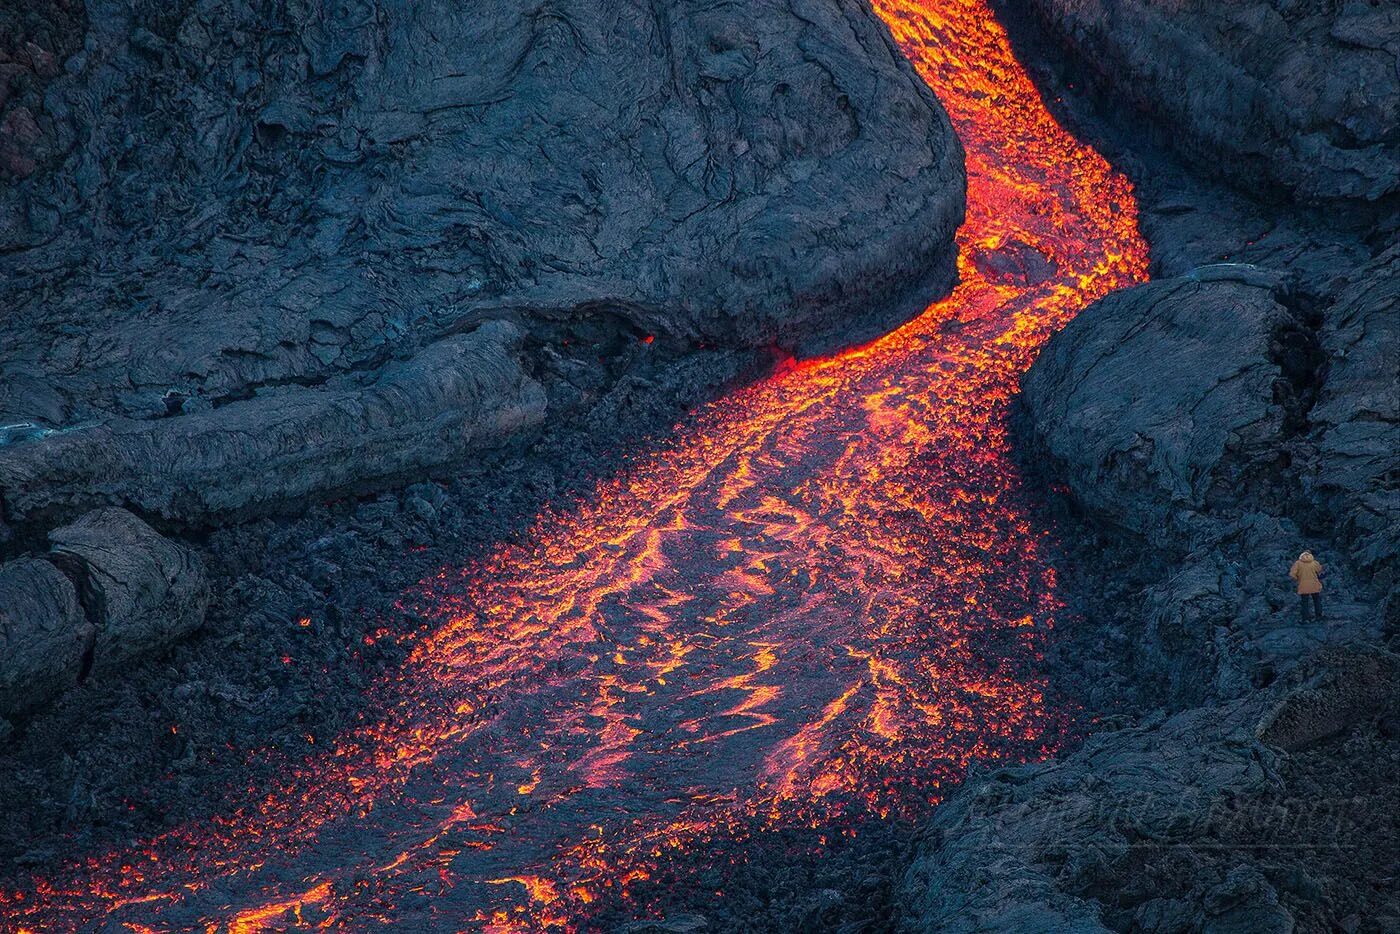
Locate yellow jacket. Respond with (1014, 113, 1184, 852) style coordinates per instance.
(1290, 554, 1323, 595)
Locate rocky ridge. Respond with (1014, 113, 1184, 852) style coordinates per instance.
(896, 4, 1400, 929)
(1021, 253, 1397, 704)
(0, 0, 965, 515)
(897, 648, 1400, 932)
(1014, 0, 1400, 206)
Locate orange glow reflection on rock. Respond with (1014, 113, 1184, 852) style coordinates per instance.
(1, 0, 1147, 930)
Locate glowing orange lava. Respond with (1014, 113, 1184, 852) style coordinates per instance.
(1, 1, 1147, 930)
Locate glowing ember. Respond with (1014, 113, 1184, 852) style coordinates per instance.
(1, 1, 1147, 929)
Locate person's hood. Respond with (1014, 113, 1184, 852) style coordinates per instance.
(1299, 551, 1315, 563)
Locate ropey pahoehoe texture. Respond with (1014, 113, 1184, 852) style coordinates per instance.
(0, 508, 207, 718)
(0, 0, 965, 525)
(1014, 0, 1400, 205)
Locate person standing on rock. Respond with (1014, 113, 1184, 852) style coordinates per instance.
(1289, 551, 1324, 621)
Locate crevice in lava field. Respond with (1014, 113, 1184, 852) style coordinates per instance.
(2, 0, 1153, 930)
(1264, 283, 1328, 441)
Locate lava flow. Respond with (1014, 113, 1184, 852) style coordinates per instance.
(2, 1, 1148, 931)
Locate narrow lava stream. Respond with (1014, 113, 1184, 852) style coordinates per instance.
(4, 1, 1148, 930)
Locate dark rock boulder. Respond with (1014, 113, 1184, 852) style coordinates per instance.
(0, 508, 206, 717)
(1022, 254, 1399, 618)
(0, 558, 88, 717)
(47, 507, 208, 677)
(1014, 0, 1400, 205)
(1021, 265, 1294, 542)
(0, 0, 964, 531)
(1020, 257, 1397, 700)
(0, 321, 546, 524)
(1306, 248, 1400, 611)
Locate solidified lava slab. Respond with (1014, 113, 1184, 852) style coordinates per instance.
(0, 0, 1148, 931)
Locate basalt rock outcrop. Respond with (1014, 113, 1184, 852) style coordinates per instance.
(896, 647, 1400, 932)
(0, 0, 85, 181)
(0, 321, 546, 525)
(46, 508, 209, 675)
(0, 558, 89, 719)
(1306, 250, 1400, 609)
(1018, 254, 1398, 706)
(0, 0, 965, 526)
(922, 247, 1400, 931)
(0, 508, 207, 718)
(1021, 265, 1297, 545)
(1012, 0, 1400, 206)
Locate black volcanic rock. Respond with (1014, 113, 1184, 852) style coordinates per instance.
(1021, 265, 1294, 542)
(0, 0, 964, 431)
(1306, 248, 1400, 611)
(0, 557, 88, 718)
(46, 507, 209, 676)
(0, 0, 965, 534)
(1018, 266, 1333, 704)
(1019, 261, 1396, 704)
(0, 0, 85, 181)
(1022, 254, 1400, 630)
(898, 694, 1286, 933)
(896, 648, 1400, 933)
(0, 508, 206, 717)
(0, 321, 546, 524)
(1015, 0, 1400, 205)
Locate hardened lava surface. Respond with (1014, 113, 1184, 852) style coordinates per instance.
(2, 0, 1147, 930)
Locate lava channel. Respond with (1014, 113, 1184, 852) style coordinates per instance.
(2, 0, 1148, 931)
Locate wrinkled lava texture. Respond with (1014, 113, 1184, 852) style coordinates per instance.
(1, 0, 1147, 930)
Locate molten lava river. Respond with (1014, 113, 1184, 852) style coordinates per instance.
(4, 1, 1148, 930)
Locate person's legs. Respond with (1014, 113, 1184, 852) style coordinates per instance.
(1299, 593, 1312, 621)
(1311, 593, 1323, 621)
